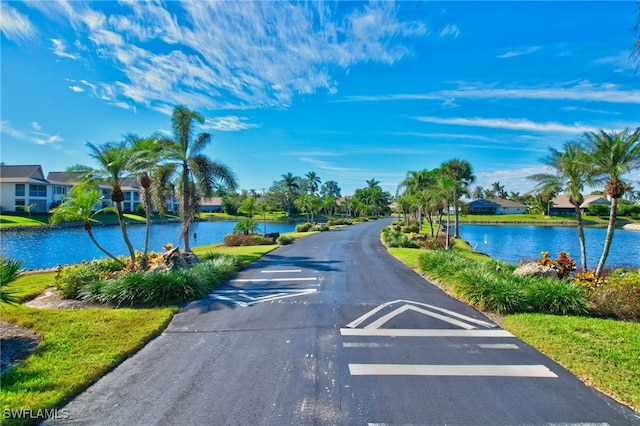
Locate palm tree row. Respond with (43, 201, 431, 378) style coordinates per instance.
(529, 127, 640, 276)
(52, 105, 238, 268)
(397, 159, 475, 247)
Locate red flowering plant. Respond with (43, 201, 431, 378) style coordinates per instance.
(538, 251, 576, 279)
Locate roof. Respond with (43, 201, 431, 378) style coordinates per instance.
(47, 172, 85, 185)
(0, 165, 48, 183)
(551, 195, 610, 209)
(468, 198, 527, 209)
(200, 197, 223, 205)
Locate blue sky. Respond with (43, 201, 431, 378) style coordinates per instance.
(1, 1, 639, 196)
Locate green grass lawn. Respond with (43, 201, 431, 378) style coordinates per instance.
(0, 214, 49, 227)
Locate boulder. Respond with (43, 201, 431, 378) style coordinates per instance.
(147, 247, 199, 273)
(513, 262, 558, 279)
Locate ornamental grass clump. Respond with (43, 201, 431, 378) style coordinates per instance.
(589, 269, 640, 321)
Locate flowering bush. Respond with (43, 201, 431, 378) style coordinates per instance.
(538, 251, 576, 279)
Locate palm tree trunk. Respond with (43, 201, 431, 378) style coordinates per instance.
(446, 204, 451, 249)
(595, 197, 617, 277)
(182, 161, 192, 252)
(86, 226, 125, 266)
(574, 204, 587, 271)
(453, 199, 460, 238)
(116, 202, 137, 265)
(140, 192, 152, 270)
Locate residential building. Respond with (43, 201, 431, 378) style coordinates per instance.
(47, 172, 84, 208)
(0, 165, 50, 212)
(549, 194, 611, 216)
(467, 198, 528, 215)
(200, 197, 223, 213)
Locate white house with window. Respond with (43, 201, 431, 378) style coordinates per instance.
(0, 165, 51, 213)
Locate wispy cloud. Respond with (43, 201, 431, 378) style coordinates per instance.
(51, 39, 80, 60)
(439, 24, 460, 39)
(344, 81, 640, 105)
(0, 121, 63, 146)
(0, 3, 37, 42)
(475, 167, 546, 195)
(414, 116, 599, 134)
(203, 116, 259, 132)
(69, 86, 85, 93)
(26, 2, 428, 111)
(497, 46, 541, 58)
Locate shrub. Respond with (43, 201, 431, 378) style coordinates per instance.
(295, 222, 313, 232)
(590, 269, 640, 321)
(310, 224, 329, 232)
(56, 258, 125, 299)
(401, 225, 420, 233)
(1, 257, 23, 305)
(277, 234, 295, 245)
(327, 218, 352, 226)
(223, 234, 273, 246)
(233, 219, 258, 235)
(525, 278, 588, 315)
(538, 251, 576, 279)
(81, 255, 242, 307)
(381, 228, 419, 248)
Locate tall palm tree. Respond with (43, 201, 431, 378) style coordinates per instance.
(529, 141, 592, 271)
(441, 159, 475, 238)
(471, 186, 485, 200)
(436, 173, 458, 249)
(281, 172, 300, 218)
(156, 105, 238, 252)
(238, 196, 257, 219)
(491, 181, 507, 199)
(366, 178, 381, 189)
(305, 171, 321, 195)
(398, 170, 431, 230)
(86, 141, 139, 265)
(127, 134, 164, 269)
(50, 185, 124, 266)
(585, 127, 640, 276)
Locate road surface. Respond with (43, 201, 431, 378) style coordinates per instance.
(49, 218, 640, 425)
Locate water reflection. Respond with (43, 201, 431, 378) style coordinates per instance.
(1, 221, 296, 270)
(460, 224, 640, 269)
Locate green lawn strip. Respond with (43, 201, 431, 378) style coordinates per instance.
(503, 314, 640, 412)
(0, 215, 49, 227)
(5, 272, 57, 303)
(0, 306, 177, 421)
(459, 213, 572, 222)
(192, 244, 278, 267)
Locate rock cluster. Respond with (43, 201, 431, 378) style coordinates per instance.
(148, 247, 199, 272)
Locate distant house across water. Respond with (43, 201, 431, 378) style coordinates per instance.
(467, 198, 528, 215)
(549, 194, 610, 216)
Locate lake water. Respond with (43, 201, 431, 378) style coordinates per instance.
(1, 221, 297, 270)
(460, 224, 640, 269)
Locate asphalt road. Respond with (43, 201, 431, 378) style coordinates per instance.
(49, 218, 640, 425)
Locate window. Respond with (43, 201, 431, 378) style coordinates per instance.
(15, 184, 25, 197)
(54, 186, 66, 195)
(15, 199, 25, 207)
(29, 184, 47, 197)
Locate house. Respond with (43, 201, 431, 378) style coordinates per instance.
(549, 194, 610, 216)
(467, 198, 528, 215)
(47, 172, 84, 207)
(0, 165, 50, 212)
(200, 197, 223, 213)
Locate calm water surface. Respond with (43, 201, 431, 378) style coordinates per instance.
(1, 221, 296, 270)
(460, 224, 640, 269)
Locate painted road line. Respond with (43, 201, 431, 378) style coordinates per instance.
(343, 342, 394, 348)
(209, 288, 317, 306)
(230, 277, 317, 282)
(340, 328, 514, 338)
(477, 343, 519, 350)
(365, 304, 476, 330)
(348, 364, 558, 377)
(260, 269, 302, 273)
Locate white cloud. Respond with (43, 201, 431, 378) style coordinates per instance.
(497, 46, 541, 58)
(36, 1, 429, 111)
(344, 81, 640, 105)
(475, 166, 546, 195)
(414, 116, 599, 134)
(69, 86, 84, 93)
(439, 24, 460, 39)
(1, 121, 63, 146)
(0, 3, 37, 42)
(203, 116, 259, 132)
(51, 38, 80, 60)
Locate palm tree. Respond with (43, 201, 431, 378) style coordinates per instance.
(85, 141, 139, 265)
(238, 196, 257, 219)
(257, 202, 269, 235)
(50, 185, 124, 266)
(398, 170, 431, 230)
(366, 178, 381, 189)
(281, 172, 300, 218)
(156, 105, 238, 252)
(441, 159, 475, 238)
(436, 173, 458, 249)
(585, 127, 640, 276)
(305, 171, 321, 195)
(127, 134, 164, 269)
(491, 181, 507, 199)
(529, 141, 592, 271)
(471, 186, 485, 200)
(1, 257, 23, 305)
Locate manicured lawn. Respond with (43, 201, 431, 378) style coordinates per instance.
(0, 214, 49, 227)
(504, 314, 640, 412)
(459, 213, 574, 222)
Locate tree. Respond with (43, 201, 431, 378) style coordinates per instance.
(491, 181, 507, 199)
(320, 180, 341, 198)
(281, 172, 301, 218)
(50, 185, 124, 266)
(305, 171, 321, 195)
(238, 196, 257, 219)
(441, 159, 475, 238)
(436, 173, 458, 249)
(85, 141, 139, 265)
(471, 186, 485, 200)
(398, 169, 432, 230)
(585, 127, 640, 276)
(529, 141, 592, 271)
(15, 203, 37, 218)
(155, 105, 238, 252)
(257, 202, 269, 235)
